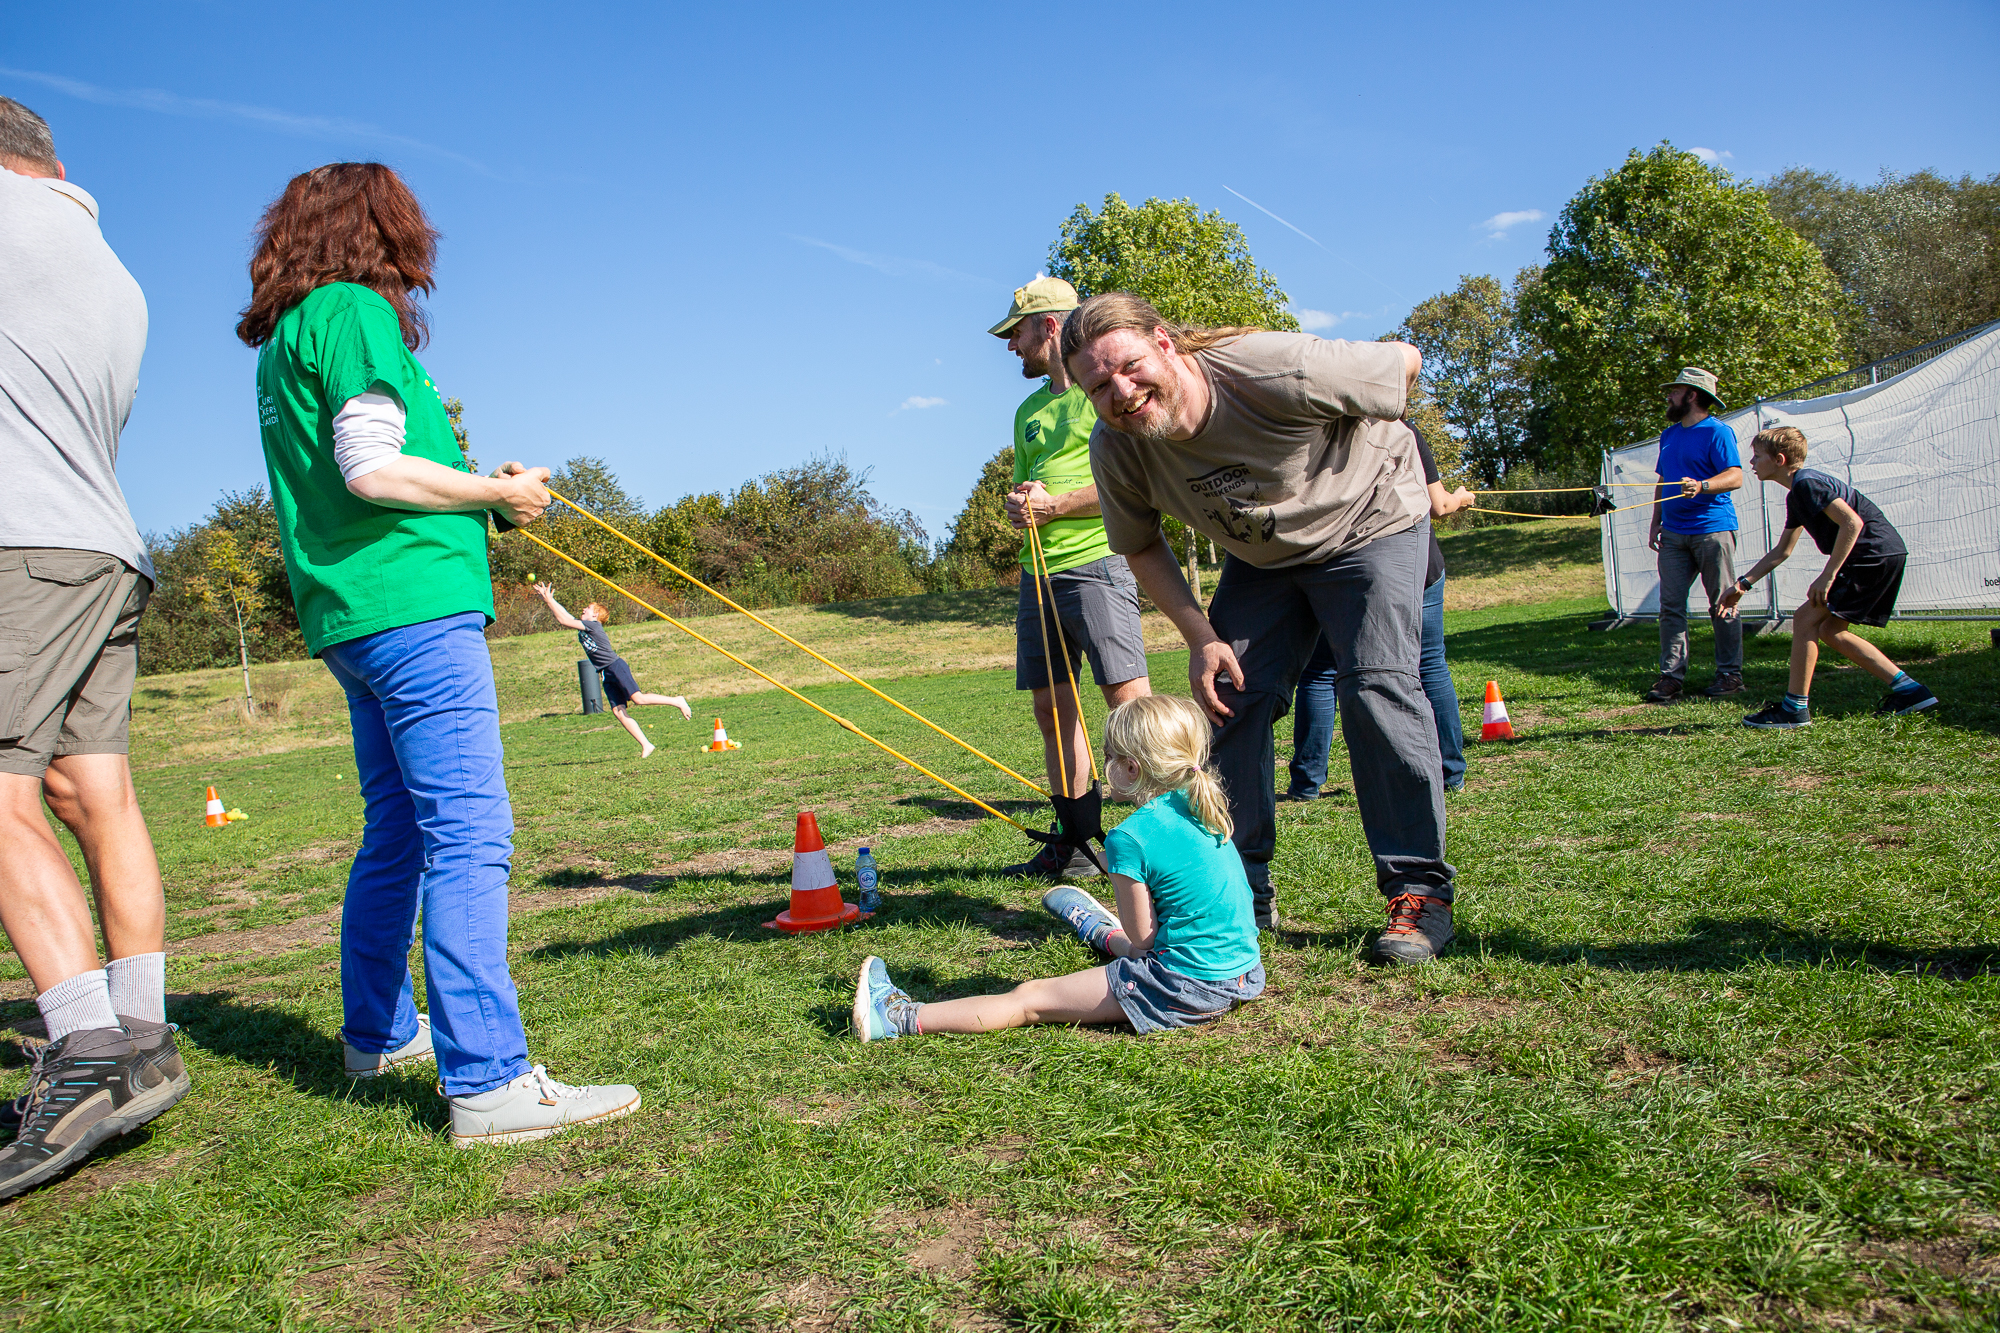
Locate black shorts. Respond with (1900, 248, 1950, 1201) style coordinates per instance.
(1824, 554, 1906, 628)
(599, 657, 640, 706)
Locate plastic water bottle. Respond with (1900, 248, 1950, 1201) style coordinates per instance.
(856, 847, 880, 915)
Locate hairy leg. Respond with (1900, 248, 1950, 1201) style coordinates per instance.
(1031, 686, 1092, 798)
(0, 773, 103, 990)
(914, 966, 1124, 1034)
(40, 754, 164, 960)
(1099, 676, 1151, 709)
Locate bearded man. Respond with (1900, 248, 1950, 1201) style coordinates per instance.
(1061, 292, 1452, 964)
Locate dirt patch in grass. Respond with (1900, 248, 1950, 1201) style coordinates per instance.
(1861, 825, 1914, 849)
(899, 1203, 995, 1276)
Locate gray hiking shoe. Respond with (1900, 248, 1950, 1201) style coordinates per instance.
(0, 1025, 191, 1199)
(344, 1013, 434, 1078)
(448, 1065, 639, 1149)
(1369, 894, 1455, 966)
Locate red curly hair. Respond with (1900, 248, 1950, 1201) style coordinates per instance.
(235, 162, 439, 350)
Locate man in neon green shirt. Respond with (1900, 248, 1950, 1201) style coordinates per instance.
(989, 278, 1151, 879)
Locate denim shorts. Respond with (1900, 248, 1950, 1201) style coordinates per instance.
(1105, 954, 1266, 1035)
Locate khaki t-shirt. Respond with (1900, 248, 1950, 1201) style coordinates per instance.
(1089, 332, 1426, 569)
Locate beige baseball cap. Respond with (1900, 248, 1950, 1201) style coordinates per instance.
(989, 276, 1080, 337)
(1661, 366, 1726, 410)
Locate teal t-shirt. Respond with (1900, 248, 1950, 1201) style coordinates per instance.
(254, 283, 494, 655)
(1013, 383, 1113, 576)
(1104, 790, 1261, 981)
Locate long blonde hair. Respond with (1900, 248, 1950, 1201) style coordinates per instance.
(1058, 291, 1262, 369)
(1103, 695, 1232, 840)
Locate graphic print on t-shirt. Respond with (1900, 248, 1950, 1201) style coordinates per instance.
(1185, 464, 1277, 545)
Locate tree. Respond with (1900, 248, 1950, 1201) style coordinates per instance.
(1516, 143, 1846, 467)
(196, 528, 268, 712)
(1764, 167, 2000, 364)
(1393, 272, 1538, 485)
(940, 447, 1022, 587)
(1047, 194, 1301, 329)
(547, 455, 641, 518)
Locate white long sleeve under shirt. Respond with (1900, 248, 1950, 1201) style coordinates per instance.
(332, 389, 406, 482)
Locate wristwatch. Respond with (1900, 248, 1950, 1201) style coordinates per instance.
(1736, 575, 1755, 593)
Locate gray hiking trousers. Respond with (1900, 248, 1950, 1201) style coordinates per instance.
(1657, 529, 1743, 679)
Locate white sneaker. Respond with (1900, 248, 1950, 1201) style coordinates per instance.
(448, 1064, 640, 1148)
(344, 1013, 434, 1078)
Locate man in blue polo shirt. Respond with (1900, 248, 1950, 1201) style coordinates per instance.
(1644, 367, 1745, 704)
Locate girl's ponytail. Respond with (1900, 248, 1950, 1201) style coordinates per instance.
(1102, 695, 1233, 839)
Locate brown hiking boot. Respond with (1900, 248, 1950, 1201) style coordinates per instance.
(1643, 675, 1684, 704)
(1370, 894, 1454, 965)
(1702, 672, 1746, 698)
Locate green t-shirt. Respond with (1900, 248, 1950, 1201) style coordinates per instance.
(1104, 790, 1261, 981)
(254, 283, 494, 655)
(1013, 382, 1113, 576)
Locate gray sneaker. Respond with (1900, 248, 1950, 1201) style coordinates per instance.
(0, 1025, 191, 1199)
(344, 1013, 434, 1078)
(448, 1065, 640, 1149)
(1369, 893, 1455, 965)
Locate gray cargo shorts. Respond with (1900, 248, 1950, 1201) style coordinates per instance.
(1016, 554, 1148, 690)
(0, 548, 150, 777)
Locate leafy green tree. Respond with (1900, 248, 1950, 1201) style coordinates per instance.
(1393, 272, 1539, 485)
(1517, 143, 1846, 465)
(196, 528, 269, 711)
(1765, 167, 2000, 363)
(138, 487, 304, 674)
(1048, 193, 1301, 329)
(548, 455, 641, 518)
(940, 447, 1022, 587)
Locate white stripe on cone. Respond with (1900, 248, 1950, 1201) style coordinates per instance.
(1483, 700, 1510, 726)
(205, 796, 225, 815)
(792, 847, 836, 894)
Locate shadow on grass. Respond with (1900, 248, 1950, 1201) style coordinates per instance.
(168, 991, 447, 1127)
(1444, 916, 1998, 978)
(527, 883, 1057, 962)
(815, 587, 1017, 626)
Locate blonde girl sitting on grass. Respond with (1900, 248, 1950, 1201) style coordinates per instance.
(854, 695, 1264, 1040)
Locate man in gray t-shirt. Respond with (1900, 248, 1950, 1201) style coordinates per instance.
(1064, 292, 1454, 964)
(0, 98, 187, 1199)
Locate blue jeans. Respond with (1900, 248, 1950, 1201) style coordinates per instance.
(1288, 575, 1466, 796)
(321, 611, 530, 1097)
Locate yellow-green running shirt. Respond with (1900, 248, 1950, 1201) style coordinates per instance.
(1013, 382, 1113, 576)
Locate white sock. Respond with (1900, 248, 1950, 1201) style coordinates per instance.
(37, 969, 119, 1044)
(107, 952, 166, 1024)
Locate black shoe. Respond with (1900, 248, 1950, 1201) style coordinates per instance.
(1874, 684, 1937, 716)
(1277, 789, 1320, 803)
(0, 1025, 191, 1200)
(1643, 675, 1684, 704)
(1370, 894, 1454, 965)
(1000, 827, 1099, 881)
(1742, 701, 1811, 730)
(1703, 672, 1746, 698)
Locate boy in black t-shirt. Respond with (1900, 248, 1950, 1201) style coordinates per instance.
(1717, 427, 1935, 728)
(532, 584, 693, 756)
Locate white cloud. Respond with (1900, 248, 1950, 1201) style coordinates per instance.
(0, 65, 493, 175)
(1476, 209, 1546, 240)
(895, 396, 947, 412)
(1690, 147, 1733, 163)
(1293, 308, 1367, 331)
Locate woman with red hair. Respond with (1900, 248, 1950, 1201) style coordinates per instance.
(240, 163, 637, 1147)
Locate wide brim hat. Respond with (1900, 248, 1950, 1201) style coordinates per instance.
(1661, 366, 1726, 410)
(989, 276, 1080, 337)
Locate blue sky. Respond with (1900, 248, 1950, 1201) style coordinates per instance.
(8, 1, 1997, 543)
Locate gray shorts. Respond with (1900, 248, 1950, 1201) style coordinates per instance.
(0, 548, 150, 777)
(1016, 555, 1148, 691)
(1105, 954, 1266, 1035)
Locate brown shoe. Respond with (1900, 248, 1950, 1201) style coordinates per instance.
(1643, 675, 1684, 704)
(1370, 893, 1454, 965)
(0, 1025, 190, 1200)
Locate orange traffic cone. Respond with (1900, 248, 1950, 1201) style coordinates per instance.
(767, 811, 860, 933)
(204, 785, 227, 827)
(1479, 681, 1515, 741)
(702, 717, 742, 753)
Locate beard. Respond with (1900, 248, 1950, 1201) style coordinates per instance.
(1119, 367, 1187, 440)
(1665, 398, 1690, 423)
(1018, 345, 1051, 379)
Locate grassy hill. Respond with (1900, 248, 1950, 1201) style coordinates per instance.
(7, 515, 1997, 1331)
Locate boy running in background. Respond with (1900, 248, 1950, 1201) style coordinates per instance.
(853, 695, 1263, 1040)
(533, 584, 692, 757)
(1718, 427, 1936, 728)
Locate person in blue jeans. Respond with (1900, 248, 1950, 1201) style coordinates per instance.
(240, 162, 638, 1148)
(1285, 425, 1472, 799)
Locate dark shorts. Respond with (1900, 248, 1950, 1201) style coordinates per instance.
(1104, 955, 1266, 1035)
(1016, 555, 1148, 691)
(1824, 555, 1906, 628)
(599, 657, 640, 707)
(0, 549, 150, 778)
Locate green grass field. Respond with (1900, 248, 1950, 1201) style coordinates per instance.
(2, 520, 1995, 1331)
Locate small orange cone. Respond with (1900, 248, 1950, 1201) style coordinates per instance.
(1479, 681, 1515, 741)
(702, 717, 742, 753)
(204, 785, 227, 827)
(767, 811, 860, 933)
